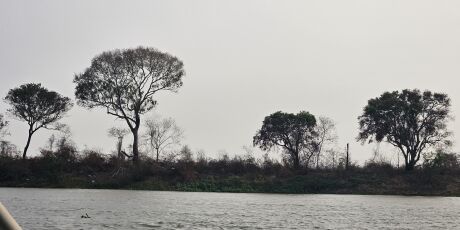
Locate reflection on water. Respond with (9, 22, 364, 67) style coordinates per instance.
(1, 188, 459, 229)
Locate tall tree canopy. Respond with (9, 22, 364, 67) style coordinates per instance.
(358, 89, 451, 171)
(74, 47, 185, 162)
(253, 111, 317, 169)
(4, 83, 73, 159)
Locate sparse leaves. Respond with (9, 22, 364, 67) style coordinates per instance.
(144, 117, 183, 162)
(0, 114, 8, 139)
(108, 127, 129, 139)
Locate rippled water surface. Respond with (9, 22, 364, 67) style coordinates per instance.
(1, 188, 460, 229)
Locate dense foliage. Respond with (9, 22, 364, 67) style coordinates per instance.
(0, 147, 459, 195)
(358, 89, 451, 170)
(4, 83, 73, 159)
(74, 47, 185, 162)
(253, 111, 318, 169)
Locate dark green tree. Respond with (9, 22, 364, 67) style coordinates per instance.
(423, 149, 459, 169)
(4, 83, 73, 159)
(74, 47, 185, 162)
(253, 111, 317, 169)
(358, 89, 451, 171)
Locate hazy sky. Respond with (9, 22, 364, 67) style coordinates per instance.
(1, 0, 460, 163)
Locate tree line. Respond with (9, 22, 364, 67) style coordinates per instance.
(0, 46, 456, 172)
(253, 89, 452, 171)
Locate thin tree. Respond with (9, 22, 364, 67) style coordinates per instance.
(0, 114, 11, 157)
(179, 145, 193, 162)
(47, 134, 56, 151)
(253, 111, 318, 169)
(0, 114, 8, 139)
(4, 83, 73, 159)
(74, 47, 185, 162)
(108, 127, 129, 160)
(314, 116, 338, 169)
(144, 117, 183, 162)
(358, 89, 451, 171)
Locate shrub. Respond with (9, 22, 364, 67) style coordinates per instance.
(80, 150, 107, 172)
(424, 151, 459, 169)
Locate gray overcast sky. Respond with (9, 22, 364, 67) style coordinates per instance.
(1, 0, 459, 163)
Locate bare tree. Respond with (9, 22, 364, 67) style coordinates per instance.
(144, 117, 183, 162)
(47, 134, 56, 151)
(0, 114, 8, 140)
(108, 127, 130, 160)
(195, 149, 207, 163)
(74, 47, 185, 162)
(179, 145, 193, 162)
(301, 145, 318, 168)
(325, 149, 338, 169)
(313, 116, 338, 169)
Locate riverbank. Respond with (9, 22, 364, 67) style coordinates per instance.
(1, 155, 460, 196)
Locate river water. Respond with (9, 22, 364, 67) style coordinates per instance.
(0, 188, 459, 229)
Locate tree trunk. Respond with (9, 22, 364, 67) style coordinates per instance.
(404, 150, 418, 171)
(293, 152, 300, 169)
(405, 162, 415, 171)
(345, 143, 350, 170)
(156, 148, 160, 162)
(316, 152, 320, 169)
(132, 129, 139, 163)
(22, 131, 33, 160)
(117, 137, 124, 160)
(405, 156, 416, 171)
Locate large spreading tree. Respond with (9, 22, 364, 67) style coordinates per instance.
(358, 89, 451, 171)
(74, 47, 185, 162)
(4, 83, 73, 159)
(253, 111, 318, 169)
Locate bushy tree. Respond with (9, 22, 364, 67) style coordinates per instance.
(424, 149, 459, 169)
(4, 83, 73, 159)
(358, 89, 451, 171)
(74, 47, 185, 162)
(253, 111, 317, 169)
(0, 141, 18, 157)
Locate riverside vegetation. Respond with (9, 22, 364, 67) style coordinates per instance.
(0, 145, 459, 196)
(1, 46, 460, 196)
